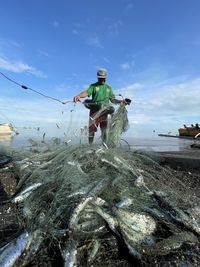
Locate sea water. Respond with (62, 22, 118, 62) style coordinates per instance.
(0, 128, 194, 152)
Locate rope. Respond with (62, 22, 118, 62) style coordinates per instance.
(0, 71, 71, 105)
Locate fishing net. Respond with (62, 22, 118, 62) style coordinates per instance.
(0, 105, 199, 267)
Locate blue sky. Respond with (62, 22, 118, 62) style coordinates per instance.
(1, 0, 200, 139)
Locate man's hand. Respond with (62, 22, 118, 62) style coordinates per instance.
(73, 91, 88, 103)
(73, 95, 81, 103)
(124, 98, 132, 105)
(120, 99, 126, 105)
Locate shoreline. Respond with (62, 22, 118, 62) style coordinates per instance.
(158, 149, 200, 172)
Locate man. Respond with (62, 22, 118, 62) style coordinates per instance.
(73, 68, 126, 144)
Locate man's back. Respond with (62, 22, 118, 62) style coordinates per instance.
(86, 82, 115, 105)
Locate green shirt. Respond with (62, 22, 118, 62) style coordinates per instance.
(86, 82, 115, 105)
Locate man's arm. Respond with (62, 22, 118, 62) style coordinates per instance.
(110, 97, 126, 105)
(73, 91, 88, 103)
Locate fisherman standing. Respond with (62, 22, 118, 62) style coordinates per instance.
(73, 68, 128, 144)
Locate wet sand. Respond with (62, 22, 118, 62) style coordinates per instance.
(159, 149, 200, 172)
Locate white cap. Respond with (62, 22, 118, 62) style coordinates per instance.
(97, 68, 107, 78)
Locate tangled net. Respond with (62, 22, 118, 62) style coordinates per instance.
(0, 105, 199, 267)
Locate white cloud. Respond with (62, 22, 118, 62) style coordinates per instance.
(127, 113, 150, 125)
(0, 95, 91, 141)
(0, 56, 47, 78)
(52, 21, 60, 28)
(120, 62, 130, 70)
(125, 78, 200, 133)
(126, 2, 134, 10)
(0, 96, 74, 124)
(108, 20, 123, 36)
(116, 83, 143, 99)
(87, 34, 104, 49)
(0, 39, 22, 50)
(38, 50, 49, 57)
(72, 29, 79, 35)
(9, 41, 21, 48)
(139, 79, 200, 115)
(72, 73, 78, 78)
(72, 25, 103, 49)
(120, 58, 135, 70)
(2, 77, 200, 139)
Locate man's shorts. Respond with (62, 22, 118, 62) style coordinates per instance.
(89, 109, 108, 133)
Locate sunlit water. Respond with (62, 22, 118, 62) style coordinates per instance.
(0, 128, 194, 152)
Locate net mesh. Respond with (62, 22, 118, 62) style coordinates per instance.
(0, 105, 199, 267)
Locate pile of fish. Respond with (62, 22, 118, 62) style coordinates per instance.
(0, 141, 199, 266)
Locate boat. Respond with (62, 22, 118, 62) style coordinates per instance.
(158, 123, 200, 139)
(178, 123, 200, 138)
(0, 123, 14, 136)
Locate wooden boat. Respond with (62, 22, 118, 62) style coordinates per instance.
(0, 123, 13, 136)
(178, 124, 200, 138)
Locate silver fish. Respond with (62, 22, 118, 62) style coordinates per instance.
(93, 203, 156, 259)
(142, 205, 166, 220)
(22, 230, 43, 265)
(134, 175, 150, 191)
(0, 183, 42, 205)
(102, 142, 109, 149)
(69, 196, 94, 231)
(92, 204, 117, 234)
(69, 178, 111, 231)
(76, 220, 106, 235)
(66, 185, 92, 199)
(101, 158, 118, 169)
(87, 239, 100, 263)
(95, 148, 105, 155)
(12, 183, 42, 203)
(145, 231, 198, 256)
(67, 161, 84, 174)
(116, 198, 133, 208)
(61, 238, 77, 267)
(153, 191, 200, 235)
(93, 205, 141, 258)
(75, 203, 106, 235)
(119, 219, 154, 259)
(115, 209, 156, 240)
(0, 232, 29, 267)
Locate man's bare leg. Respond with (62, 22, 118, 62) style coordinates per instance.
(101, 128, 107, 143)
(89, 132, 95, 144)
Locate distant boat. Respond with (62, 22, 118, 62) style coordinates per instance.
(0, 123, 13, 136)
(158, 123, 200, 139)
(178, 123, 200, 138)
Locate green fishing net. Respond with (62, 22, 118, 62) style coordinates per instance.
(0, 105, 199, 267)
